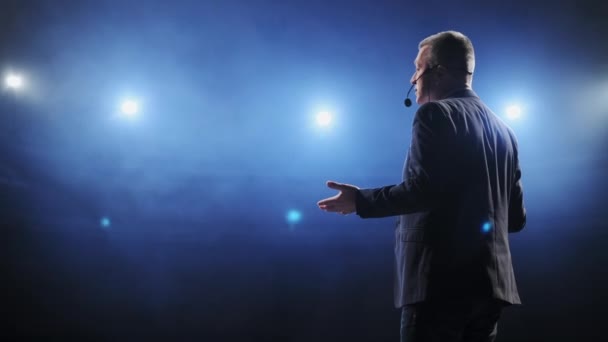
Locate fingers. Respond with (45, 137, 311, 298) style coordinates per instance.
(327, 180, 359, 191)
(318, 201, 348, 212)
(326, 181, 346, 191)
(317, 200, 333, 209)
(318, 203, 338, 211)
(318, 200, 354, 215)
(317, 194, 339, 206)
(319, 181, 357, 215)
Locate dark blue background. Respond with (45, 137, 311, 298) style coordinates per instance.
(2, 0, 607, 340)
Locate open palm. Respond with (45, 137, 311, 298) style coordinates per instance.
(317, 180, 360, 215)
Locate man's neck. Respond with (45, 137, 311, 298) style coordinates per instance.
(436, 83, 472, 100)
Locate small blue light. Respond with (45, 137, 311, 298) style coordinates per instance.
(482, 221, 492, 233)
(100, 217, 111, 228)
(286, 209, 302, 225)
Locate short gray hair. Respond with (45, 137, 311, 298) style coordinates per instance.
(419, 31, 475, 76)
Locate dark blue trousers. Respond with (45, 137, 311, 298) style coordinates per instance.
(400, 298, 507, 342)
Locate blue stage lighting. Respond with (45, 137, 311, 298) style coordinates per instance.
(505, 105, 522, 120)
(120, 99, 140, 117)
(5, 73, 24, 90)
(482, 221, 492, 233)
(100, 216, 111, 228)
(316, 111, 332, 127)
(286, 209, 302, 225)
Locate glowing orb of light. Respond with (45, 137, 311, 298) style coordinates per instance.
(120, 99, 140, 116)
(316, 111, 332, 127)
(505, 105, 522, 120)
(100, 216, 111, 228)
(286, 209, 302, 225)
(5, 74, 24, 89)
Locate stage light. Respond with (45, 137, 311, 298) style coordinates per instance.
(286, 209, 302, 225)
(316, 111, 332, 127)
(5, 74, 24, 90)
(120, 99, 140, 116)
(100, 216, 111, 228)
(505, 105, 522, 120)
(482, 221, 492, 233)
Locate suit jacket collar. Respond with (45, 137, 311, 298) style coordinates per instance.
(443, 87, 478, 99)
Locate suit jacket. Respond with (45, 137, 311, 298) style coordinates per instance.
(355, 88, 526, 307)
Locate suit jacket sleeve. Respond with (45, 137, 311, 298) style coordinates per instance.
(508, 145, 526, 232)
(355, 102, 449, 218)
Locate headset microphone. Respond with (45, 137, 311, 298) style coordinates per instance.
(404, 84, 415, 107)
(404, 66, 437, 108)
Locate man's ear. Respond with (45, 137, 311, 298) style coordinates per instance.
(432, 65, 445, 84)
(435, 65, 448, 79)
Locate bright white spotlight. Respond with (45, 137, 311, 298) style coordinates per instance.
(505, 105, 522, 120)
(5, 74, 24, 89)
(120, 99, 140, 117)
(316, 111, 332, 127)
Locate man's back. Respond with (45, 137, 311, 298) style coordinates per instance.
(317, 30, 524, 341)
(392, 88, 526, 307)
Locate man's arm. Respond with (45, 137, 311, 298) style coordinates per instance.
(508, 149, 526, 233)
(355, 102, 450, 218)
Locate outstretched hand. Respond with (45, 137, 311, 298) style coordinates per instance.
(317, 181, 360, 215)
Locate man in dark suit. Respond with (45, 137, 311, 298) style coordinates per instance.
(317, 31, 526, 342)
